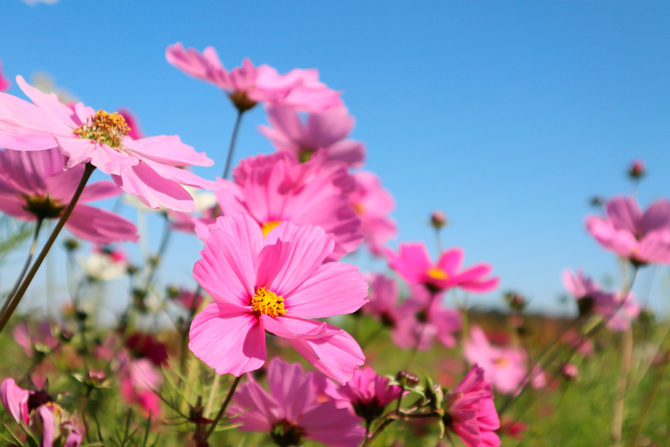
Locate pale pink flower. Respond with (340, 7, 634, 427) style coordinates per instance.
(119, 358, 163, 417)
(117, 108, 144, 140)
(586, 195, 670, 265)
(392, 285, 461, 351)
(386, 243, 499, 294)
(349, 172, 397, 255)
(190, 214, 367, 383)
(600, 291, 641, 332)
(362, 274, 400, 328)
(259, 105, 365, 167)
(0, 148, 138, 244)
(198, 151, 363, 261)
(444, 365, 501, 447)
(12, 321, 58, 357)
(0, 61, 9, 92)
(330, 367, 402, 424)
(166, 43, 342, 112)
(229, 359, 365, 447)
(1, 378, 83, 447)
(0, 76, 217, 212)
(464, 326, 530, 395)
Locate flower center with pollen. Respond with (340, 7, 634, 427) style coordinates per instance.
(252, 287, 286, 317)
(261, 221, 282, 237)
(426, 267, 448, 280)
(73, 110, 130, 148)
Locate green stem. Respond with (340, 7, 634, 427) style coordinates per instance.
(630, 359, 669, 447)
(201, 375, 242, 445)
(222, 111, 244, 179)
(0, 163, 95, 334)
(5, 218, 43, 302)
(361, 418, 395, 447)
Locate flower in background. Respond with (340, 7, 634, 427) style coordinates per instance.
(229, 359, 365, 447)
(431, 210, 448, 229)
(80, 246, 129, 281)
(362, 274, 401, 329)
(166, 43, 342, 113)
(167, 286, 204, 312)
(496, 418, 527, 441)
(259, 105, 365, 167)
(1, 378, 83, 447)
(464, 326, 535, 395)
(190, 215, 367, 383)
(0, 76, 217, 212)
(0, 61, 9, 92)
(562, 269, 603, 317)
(329, 367, 402, 426)
(392, 285, 461, 351)
(12, 321, 59, 358)
(0, 148, 138, 244)
(349, 172, 397, 255)
(386, 243, 499, 294)
(442, 365, 501, 447)
(586, 195, 670, 266)
(627, 159, 646, 180)
(200, 151, 362, 260)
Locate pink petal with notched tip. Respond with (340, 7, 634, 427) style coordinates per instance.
(638, 230, 670, 264)
(66, 204, 138, 244)
(123, 135, 213, 167)
(189, 303, 266, 376)
(299, 401, 365, 447)
(166, 43, 221, 85)
(437, 248, 465, 275)
(112, 162, 194, 212)
(289, 325, 364, 384)
(264, 105, 304, 144)
(16, 76, 78, 130)
(1, 378, 30, 425)
(229, 381, 280, 431)
(267, 359, 316, 423)
(37, 405, 56, 447)
(606, 196, 643, 233)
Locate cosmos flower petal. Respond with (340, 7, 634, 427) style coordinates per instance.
(267, 359, 316, 422)
(0, 378, 30, 425)
(66, 204, 139, 244)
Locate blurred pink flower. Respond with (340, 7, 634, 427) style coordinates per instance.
(166, 43, 342, 113)
(124, 333, 168, 367)
(392, 286, 461, 351)
(259, 105, 365, 167)
(386, 243, 499, 294)
(229, 359, 365, 447)
(586, 195, 670, 265)
(199, 151, 363, 260)
(119, 357, 163, 417)
(12, 321, 58, 357)
(444, 365, 501, 447)
(190, 215, 367, 383)
(0, 61, 9, 92)
(0, 76, 217, 212)
(362, 274, 400, 328)
(169, 287, 204, 311)
(349, 172, 397, 255)
(601, 291, 641, 332)
(1, 378, 83, 447)
(0, 148, 138, 244)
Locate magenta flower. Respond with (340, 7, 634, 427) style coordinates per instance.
(12, 321, 59, 357)
(190, 214, 367, 382)
(330, 366, 402, 425)
(229, 359, 365, 447)
(168, 287, 204, 311)
(166, 43, 342, 113)
(586, 195, 670, 265)
(119, 357, 163, 417)
(1, 378, 83, 447)
(386, 243, 499, 294)
(349, 172, 397, 255)
(201, 151, 363, 261)
(362, 274, 401, 328)
(392, 285, 461, 351)
(259, 105, 365, 167)
(443, 365, 501, 447)
(0, 148, 138, 244)
(0, 61, 9, 92)
(0, 76, 216, 212)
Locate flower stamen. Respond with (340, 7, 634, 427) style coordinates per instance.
(252, 287, 286, 317)
(427, 267, 448, 280)
(73, 110, 130, 148)
(261, 220, 282, 237)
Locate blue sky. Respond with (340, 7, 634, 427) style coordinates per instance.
(2, 0, 670, 315)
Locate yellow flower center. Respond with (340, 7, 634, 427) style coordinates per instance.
(261, 220, 282, 237)
(426, 267, 448, 280)
(351, 202, 364, 216)
(73, 110, 130, 148)
(252, 287, 286, 317)
(493, 357, 510, 368)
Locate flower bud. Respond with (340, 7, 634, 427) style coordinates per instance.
(627, 159, 646, 180)
(63, 238, 80, 252)
(504, 291, 527, 313)
(430, 210, 447, 230)
(561, 363, 579, 380)
(589, 195, 605, 208)
(396, 370, 420, 386)
(86, 369, 107, 383)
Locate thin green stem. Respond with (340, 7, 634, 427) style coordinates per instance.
(361, 418, 395, 447)
(202, 375, 242, 445)
(630, 359, 669, 447)
(0, 163, 95, 334)
(222, 111, 244, 179)
(5, 218, 43, 303)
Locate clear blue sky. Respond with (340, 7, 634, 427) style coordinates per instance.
(2, 0, 670, 314)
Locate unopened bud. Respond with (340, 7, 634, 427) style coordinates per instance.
(504, 291, 527, 313)
(59, 329, 73, 342)
(166, 285, 180, 298)
(589, 195, 605, 208)
(627, 159, 646, 180)
(87, 369, 107, 383)
(431, 210, 447, 230)
(63, 238, 80, 252)
(561, 363, 579, 380)
(396, 370, 419, 386)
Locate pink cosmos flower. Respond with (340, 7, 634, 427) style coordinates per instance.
(392, 285, 461, 351)
(0, 61, 9, 92)
(259, 105, 365, 167)
(443, 365, 501, 447)
(168, 287, 204, 311)
(12, 321, 59, 357)
(0, 148, 138, 244)
(119, 358, 163, 417)
(190, 214, 367, 383)
(464, 326, 531, 395)
(362, 274, 400, 328)
(329, 366, 402, 424)
(198, 151, 363, 261)
(1, 378, 83, 447)
(0, 76, 217, 212)
(229, 359, 365, 447)
(166, 43, 342, 113)
(386, 243, 499, 294)
(117, 108, 144, 140)
(586, 195, 670, 265)
(349, 172, 397, 255)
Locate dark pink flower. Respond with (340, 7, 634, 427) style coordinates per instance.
(349, 172, 397, 255)
(586, 196, 670, 265)
(166, 43, 342, 113)
(229, 359, 365, 447)
(444, 365, 501, 447)
(386, 243, 499, 294)
(0, 148, 138, 244)
(331, 367, 402, 424)
(124, 333, 168, 367)
(12, 321, 58, 357)
(118, 357, 163, 417)
(362, 274, 400, 328)
(259, 105, 365, 167)
(198, 151, 363, 261)
(0, 76, 217, 212)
